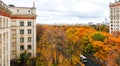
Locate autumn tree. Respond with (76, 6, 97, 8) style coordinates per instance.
(66, 28, 77, 64)
(90, 24, 109, 32)
(106, 47, 120, 66)
(115, 55, 120, 66)
(36, 24, 120, 66)
(42, 27, 66, 65)
(65, 27, 95, 64)
(36, 24, 46, 43)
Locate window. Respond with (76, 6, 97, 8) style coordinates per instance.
(111, 8, 113, 10)
(28, 45, 31, 50)
(28, 37, 32, 42)
(28, 10, 31, 12)
(28, 53, 31, 56)
(117, 25, 119, 27)
(111, 18, 113, 20)
(17, 9, 19, 12)
(28, 21, 31, 26)
(20, 21, 24, 26)
(117, 14, 119, 17)
(111, 21, 113, 23)
(20, 45, 24, 50)
(111, 11, 113, 13)
(116, 21, 119, 23)
(20, 54, 23, 57)
(111, 28, 113, 30)
(20, 29, 24, 34)
(20, 38, 24, 42)
(28, 29, 31, 34)
(117, 28, 119, 31)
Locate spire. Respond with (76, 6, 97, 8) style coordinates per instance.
(110, 1, 111, 4)
(33, 1, 35, 8)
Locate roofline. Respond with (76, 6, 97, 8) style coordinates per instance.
(0, 1, 12, 13)
(9, 6, 36, 9)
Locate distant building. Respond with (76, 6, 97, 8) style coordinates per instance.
(109, 0, 120, 36)
(0, 1, 37, 66)
(88, 22, 94, 25)
(104, 22, 109, 26)
(96, 23, 102, 26)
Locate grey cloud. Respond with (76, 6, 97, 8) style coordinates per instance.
(3, 0, 112, 24)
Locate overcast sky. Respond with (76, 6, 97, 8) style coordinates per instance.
(2, 0, 115, 24)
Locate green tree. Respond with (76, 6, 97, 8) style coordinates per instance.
(81, 35, 90, 50)
(84, 44, 94, 54)
(92, 33, 106, 42)
(20, 50, 30, 66)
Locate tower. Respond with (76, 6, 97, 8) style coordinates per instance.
(109, 0, 120, 37)
(33, 2, 35, 8)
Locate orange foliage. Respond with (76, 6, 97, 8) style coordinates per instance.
(36, 24, 120, 66)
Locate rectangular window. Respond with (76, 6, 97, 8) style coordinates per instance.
(117, 25, 119, 27)
(28, 53, 31, 56)
(28, 45, 31, 50)
(117, 28, 119, 31)
(111, 21, 113, 23)
(28, 29, 31, 34)
(20, 29, 24, 34)
(28, 37, 32, 42)
(20, 21, 24, 26)
(111, 18, 113, 20)
(20, 45, 24, 50)
(20, 38, 24, 42)
(111, 8, 113, 10)
(111, 28, 113, 30)
(111, 10, 113, 14)
(28, 21, 31, 26)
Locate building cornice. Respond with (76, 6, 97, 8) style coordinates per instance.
(0, 9, 11, 17)
(9, 6, 36, 9)
(10, 15, 36, 19)
(109, 2, 120, 7)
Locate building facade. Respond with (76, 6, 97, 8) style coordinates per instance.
(9, 3, 36, 60)
(0, 0, 36, 66)
(0, 1, 11, 66)
(109, 0, 120, 36)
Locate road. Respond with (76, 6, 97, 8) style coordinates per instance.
(84, 58, 101, 66)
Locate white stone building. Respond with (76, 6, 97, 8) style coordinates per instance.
(109, 0, 120, 35)
(9, 3, 36, 60)
(0, 0, 36, 66)
(0, 1, 11, 66)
